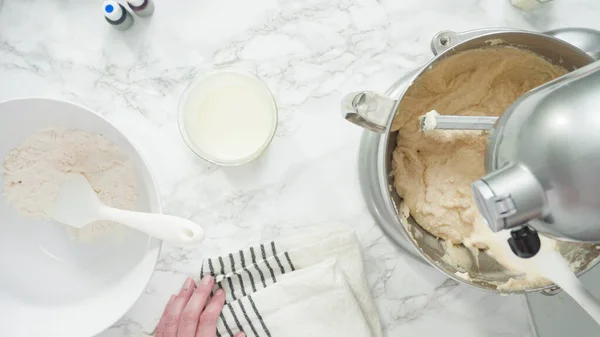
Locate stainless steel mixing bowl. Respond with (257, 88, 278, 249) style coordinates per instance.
(343, 28, 600, 294)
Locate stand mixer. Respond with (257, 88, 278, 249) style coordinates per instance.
(424, 60, 600, 258)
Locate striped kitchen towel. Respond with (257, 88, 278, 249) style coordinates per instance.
(200, 229, 382, 337)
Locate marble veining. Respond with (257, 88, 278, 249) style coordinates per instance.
(3, 0, 600, 336)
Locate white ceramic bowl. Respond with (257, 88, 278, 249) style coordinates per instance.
(0, 98, 161, 337)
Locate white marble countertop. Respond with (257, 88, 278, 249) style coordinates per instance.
(2, 0, 600, 336)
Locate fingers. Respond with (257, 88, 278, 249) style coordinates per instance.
(163, 277, 196, 337)
(156, 295, 176, 337)
(176, 275, 215, 337)
(195, 288, 226, 337)
(234, 333, 246, 337)
(178, 277, 196, 298)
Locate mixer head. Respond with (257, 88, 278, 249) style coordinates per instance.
(419, 61, 600, 255)
(471, 163, 547, 257)
(472, 61, 600, 250)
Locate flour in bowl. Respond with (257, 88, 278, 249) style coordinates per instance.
(2, 128, 137, 241)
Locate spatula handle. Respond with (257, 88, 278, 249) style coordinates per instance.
(100, 207, 205, 245)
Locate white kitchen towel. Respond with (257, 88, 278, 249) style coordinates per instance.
(212, 258, 372, 337)
(200, 229, 382, 337)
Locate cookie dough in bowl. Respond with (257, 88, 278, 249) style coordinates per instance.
(391, 46, 598, 291)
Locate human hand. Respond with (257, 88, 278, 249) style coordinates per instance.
(156, 276, 245, 337)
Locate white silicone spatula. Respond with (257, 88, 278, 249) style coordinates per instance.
(533, 250, 600, 327)
(46, 173, 205, 245)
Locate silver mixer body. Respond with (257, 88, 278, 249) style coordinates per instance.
(473, 61, 600, 243)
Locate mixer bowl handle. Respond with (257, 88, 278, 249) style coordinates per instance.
(341, 91, 396, 133)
